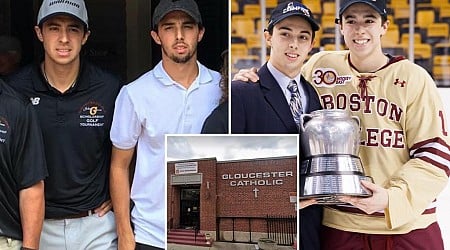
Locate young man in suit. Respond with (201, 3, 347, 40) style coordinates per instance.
(231, 2, 323, 249)
(231, 1, 321, 133)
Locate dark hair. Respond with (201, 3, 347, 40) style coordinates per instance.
(265, 27, 316, 42)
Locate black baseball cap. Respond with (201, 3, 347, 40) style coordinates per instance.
(339, 0, 387, 18)
(267, 1, 320, 32)
(152, 0, 202, 30)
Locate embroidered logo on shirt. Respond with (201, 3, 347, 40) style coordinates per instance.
(311, 68, 352, 87)
(394, 78, 407, 87)
(30, 97, 40, 105)
(0, 116, 10, 144)
(78, 101, 106, 127)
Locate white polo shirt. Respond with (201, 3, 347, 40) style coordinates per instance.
(110, 61, 221, 248)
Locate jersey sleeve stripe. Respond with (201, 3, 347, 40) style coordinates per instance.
(409, 138, 450, 176)
(410, 138, 450, 154)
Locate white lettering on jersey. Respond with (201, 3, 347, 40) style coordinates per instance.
(311, 68, 352, 87)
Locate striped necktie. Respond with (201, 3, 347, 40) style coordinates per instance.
(287, 80, 303, 129)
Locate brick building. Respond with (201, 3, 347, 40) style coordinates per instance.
(167, 155, 297, 245)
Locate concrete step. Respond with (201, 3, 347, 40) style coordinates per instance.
(169, 229, 204, 236)
(167, 229, 211, 247)
(168, 238, 212, 247)
(168, 234, 206, 240)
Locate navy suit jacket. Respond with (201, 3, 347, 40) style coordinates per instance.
(231, 63, 323, 250)
(231, 63, 321, 134)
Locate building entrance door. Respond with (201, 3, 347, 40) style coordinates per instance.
(180, 187, 200, 229)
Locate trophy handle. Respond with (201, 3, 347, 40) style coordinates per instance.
(300, 113, 312, 132)
(351, 115, 360, 127)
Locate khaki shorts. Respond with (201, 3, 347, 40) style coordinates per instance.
(0, 236, 21, 250)
(40, 210, 117, 250)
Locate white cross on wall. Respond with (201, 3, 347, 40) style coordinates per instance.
(253, 188, 259, 198)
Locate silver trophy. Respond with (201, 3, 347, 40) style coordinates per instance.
(300, 109, 373, 204)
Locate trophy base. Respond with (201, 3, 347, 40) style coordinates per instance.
(301, 175, 373, 205)
(300, 154, 373, 205)
(300, 194, 346, 205)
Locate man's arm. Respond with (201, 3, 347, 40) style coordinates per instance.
(20, 180, 44, 249)
(110, 146, 135, 250)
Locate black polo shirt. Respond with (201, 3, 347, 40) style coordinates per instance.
(0, 79, 47, 240)
(8, 60, 121, 218)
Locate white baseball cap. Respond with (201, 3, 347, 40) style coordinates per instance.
(37, 0, 89, 28)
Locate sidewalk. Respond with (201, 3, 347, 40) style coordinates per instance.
(167, 242, 295, 250)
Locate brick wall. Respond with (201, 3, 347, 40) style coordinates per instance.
(217, 157, 297, 216)
(168, 156, 297, 233)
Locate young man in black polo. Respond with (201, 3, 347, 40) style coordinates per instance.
(0, 78, 47, 250)
(7, 0, 121, 248)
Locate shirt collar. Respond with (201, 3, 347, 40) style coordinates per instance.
(32, 59, 90, 93)
(153, 61, 215, 90)
(267, 62, 301, 90)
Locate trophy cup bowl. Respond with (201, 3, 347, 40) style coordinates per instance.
(300, 109, 374, 204)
